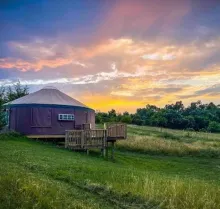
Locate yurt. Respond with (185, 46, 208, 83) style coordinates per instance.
(4, 86, 95, 136)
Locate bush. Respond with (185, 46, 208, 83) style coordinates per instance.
(208, 121, 220, 133)
(0, 111, 6, 130)
(121, 115, 132, 124)
(0, 132, 23, 140)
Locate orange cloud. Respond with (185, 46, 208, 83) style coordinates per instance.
(1, 35, 220, 112)
(0, 57, 73, 72)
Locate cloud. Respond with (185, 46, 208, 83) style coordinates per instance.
(72, 61, 87, 68)
(111, 91, 134, 97)
(0, 57, 73, 72)
(195, 84, 220, 95)
(0, 62, 147, 86)
(1, 35, 220, 111)
(141, 53, 175, 61)
(3, 36, 220, 75)
(95, 0, 191, 41)
(1, 0, 220, 112)
(178, 85, 220, 99)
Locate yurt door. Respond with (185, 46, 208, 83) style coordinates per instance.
(31, 108, 52, 127)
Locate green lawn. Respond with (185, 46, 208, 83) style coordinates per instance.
(0, 126, 220, 209)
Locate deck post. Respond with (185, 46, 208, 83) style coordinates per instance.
(65, 131, 67, 148)
(111, 141, 115, 161)
(106, 141, 109, 159)
(102, 129, 107, 158)
(81, 131, 84, 149)
(86, 149, 89, 155)
(102, 147, 106, 158)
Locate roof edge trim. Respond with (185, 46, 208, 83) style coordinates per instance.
(5, 103, 94, 111)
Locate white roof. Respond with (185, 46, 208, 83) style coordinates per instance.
(6, 86, 90, 109)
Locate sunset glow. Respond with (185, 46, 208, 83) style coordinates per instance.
(1, 0, 220, 112)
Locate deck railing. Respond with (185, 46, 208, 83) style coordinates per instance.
(84, 129, 106, 148)
(105, 123, 127, 140)
(82, 123, 91, 130)
(65, 123, 127, 156)
(65, 129, 106, 149)
(65, 130, 83, 149)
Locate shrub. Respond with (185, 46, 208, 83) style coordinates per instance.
(208, 121, 220, 133)
(121, 115, 132, 124)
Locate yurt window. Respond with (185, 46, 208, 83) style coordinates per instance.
(58, 114, 74, 121)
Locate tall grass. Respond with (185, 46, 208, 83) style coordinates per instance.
(82, 171, 220, 209)
(128, 125, 220, 142)
(118, 135, 220, 157)
(117, 125, 220, 157)
(3, 165, 219, 209)
(0, 171, 100, 209)
(1, 130, 220, 209)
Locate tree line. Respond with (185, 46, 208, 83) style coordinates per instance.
(1, 83, 220, 133)
(96, 101, 220, 133)
(0, 82, 28, 129)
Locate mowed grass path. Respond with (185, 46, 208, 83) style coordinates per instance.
(1, 126, 220, 209)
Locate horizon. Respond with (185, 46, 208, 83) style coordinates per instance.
(1, 0, 220, 112)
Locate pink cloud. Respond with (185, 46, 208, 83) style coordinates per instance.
(95, 0, 191, 41)
(0, 57, 73, 72)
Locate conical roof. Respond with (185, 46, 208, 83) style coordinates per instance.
(5, 86, 91, 109)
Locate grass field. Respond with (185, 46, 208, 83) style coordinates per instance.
(0, 126, 220, 209)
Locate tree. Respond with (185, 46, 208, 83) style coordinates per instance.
(132, 115, 143, 125)
(108, 109, 117, 122)
(95, 112, 103, 123)
(208, 121, 220, 133)
(0, 86, 6, 105)
(0, 81, 29, 130)
(165, 101, 184, 112)
(121, 112, 132, 124)
(6, 81, 28, 102)
(0, 86, 6, 128)
(184, 116, 196, 129)
(95, 100, 220, 133)
(151, 111, 167, 127)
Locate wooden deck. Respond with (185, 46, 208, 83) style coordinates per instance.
(27, 135, 65, 139)
(65, 123, 127, 158)
(106, 123, 127, 140)
(65, 129, 106, 150)
(26, 123, 127, 159)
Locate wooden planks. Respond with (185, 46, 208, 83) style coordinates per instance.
(27, 135, 65, 139)
(84, 129, 106, 148)
(82, 123, 91, 130)
(64, 124, 127, 160)
(65, 129, 106, 150)
(65, 124, 127, 150)
(65, 130, 83, 149)
(106, 123, 127, 140)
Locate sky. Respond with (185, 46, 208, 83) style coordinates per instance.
(1, 0, 220, 112)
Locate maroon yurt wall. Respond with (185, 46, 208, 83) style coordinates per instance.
(6, 87, 95, 135)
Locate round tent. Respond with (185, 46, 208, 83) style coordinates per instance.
(5, 86, 95, 135)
